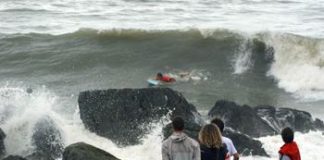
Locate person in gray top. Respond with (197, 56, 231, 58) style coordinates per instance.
(162, 117, 201, 160)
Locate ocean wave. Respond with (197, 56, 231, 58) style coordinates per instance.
(0, 8, 51, 13)
(1, 28, 324, 100)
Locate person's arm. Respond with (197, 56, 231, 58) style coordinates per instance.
(162, 142, 170, 160)
(233, 153, 240, 160)
(280, 155, 291, 160)
(225, 153, 230, 160)
(193, 143, 201, 160)
(227, 139, 239, 160)
(222, 144, 230, 160)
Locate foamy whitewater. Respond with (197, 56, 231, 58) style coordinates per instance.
(1, 0, 324, 159)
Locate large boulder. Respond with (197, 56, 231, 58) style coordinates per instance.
(78, 88, 204, 146)
(29, 116, 64, 160)
(255, 105, 324, 133)
(209, 100, 324, 138)
(223, 130, 269, 157)
(63, 142, 120, 160)
(314, 118, 324, 130)
(0, 128, 6, 158)
(2, 155, 27, 160)
(208, 100, 277, 137)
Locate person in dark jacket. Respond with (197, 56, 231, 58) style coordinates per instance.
(199, 124, 230, 160)
(279, 127, 301, 160)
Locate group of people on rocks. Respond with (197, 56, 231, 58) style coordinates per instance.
(162, 117, 301, 160)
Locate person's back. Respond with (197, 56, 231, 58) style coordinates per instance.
(199, 124, 229, 160)
(211, 118, 239, 160)
(200, 144, 228, 160)
(279, 127, 301, 160)
(162, 117, 200, 160)
(162, 132, 200, 160)
(221, 137, 237, 158)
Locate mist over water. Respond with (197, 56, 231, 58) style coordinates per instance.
(1, 0, 324, 159)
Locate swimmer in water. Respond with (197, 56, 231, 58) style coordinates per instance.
(156, 72, 176, 82)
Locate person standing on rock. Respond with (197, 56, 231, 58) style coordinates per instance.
(279, 127, 301, 160)
(211, 118, 240, 160)
(199, 124, 229, 160)
(162, 117, 200, 160)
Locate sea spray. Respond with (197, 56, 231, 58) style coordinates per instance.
(259, 33, 324, 101)
(0, 85, 59, 156)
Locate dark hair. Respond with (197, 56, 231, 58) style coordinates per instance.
(172, 117, 184, 131)
(281, 127, 294, 143)
(211, 118, 224, 132)
(157, 72, 163, 77)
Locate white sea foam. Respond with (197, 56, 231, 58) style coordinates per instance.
(0, 84, 165, 159)
(233, 38, 254, 74)
(259, 131, 324, 160)
(259, 33, 324, 101)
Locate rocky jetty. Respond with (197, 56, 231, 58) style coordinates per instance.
(208, 100, 276, 137)
(209, 100, 324, 138)
(63, 142, 120, 160)
(255, 105, 324, 133)
(77, 88, 324, 157)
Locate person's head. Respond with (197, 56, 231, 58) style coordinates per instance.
(281, 127, 294, 143)
(211, 118, 224, 133)
(199, 124, 222, 148)
(172, 116, 184, 132)
(157, 72, 163, 79)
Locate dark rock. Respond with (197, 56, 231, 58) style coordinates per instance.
(209, 100, 324, 138)
(63, 142, 120, 160)
(255, 105, 324, 133)
(30, 116, 64, 160)
(0, 128, 6, 157)
(2, 155, 27, 160)
(223, 130, 269, 157)
(208, 100, 277, 137)
(25, 152, 55, 160)
(78, 88, 204, 145)
(314, 118, 324, 130)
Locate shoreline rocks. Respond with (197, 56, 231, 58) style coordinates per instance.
(208, 100, 277, 137)
(75, 88, 324, 158)
(2, 155, 27, 160)
(29, 116, 64, 160)
(208, 100, 324, 138)
(0, 128, 5, 158)
(63, 142, 120, 160)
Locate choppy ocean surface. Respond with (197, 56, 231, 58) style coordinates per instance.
(0, 0, 324, 159)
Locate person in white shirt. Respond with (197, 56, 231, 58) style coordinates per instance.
(211, 118, 239, 160)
